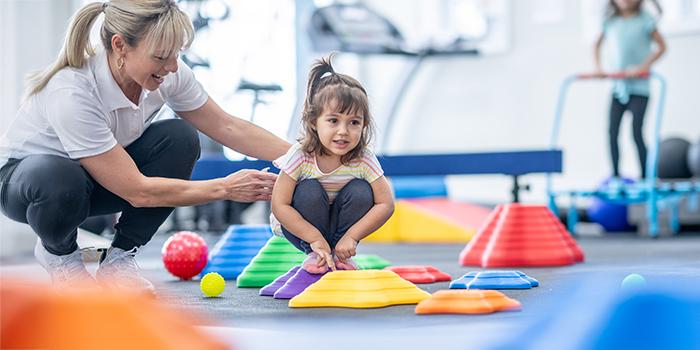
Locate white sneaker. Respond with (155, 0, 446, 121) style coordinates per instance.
(96, 246, 155, 294)
(34, 239, 96, 290)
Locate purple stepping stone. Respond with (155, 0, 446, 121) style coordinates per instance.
(273, 268, 326, 299)
(259, 265, 301, 296)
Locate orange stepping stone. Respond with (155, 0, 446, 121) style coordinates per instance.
(289, 270, 430, 308)
(415, 289, 521, 315)
(459, 204, 584, 267)
(1, 279, 227, 350)
(385, 265, 452, 284)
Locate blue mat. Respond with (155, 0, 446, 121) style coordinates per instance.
(390, 176, 447, 199)
(493, 276, 700, 350)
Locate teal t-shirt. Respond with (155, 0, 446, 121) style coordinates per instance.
(603, 11, 656, 103)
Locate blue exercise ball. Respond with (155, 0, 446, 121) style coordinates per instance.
(657, 137, 692, 179)
(688, 138, 700, 177)
(587, 177, 634, 232)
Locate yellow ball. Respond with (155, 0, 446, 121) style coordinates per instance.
(200, 272, 226, 297)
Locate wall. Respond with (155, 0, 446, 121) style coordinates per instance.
(362, 0, 700, 204)
(0, 0, 77, 256)
(1, 1, 698, 256)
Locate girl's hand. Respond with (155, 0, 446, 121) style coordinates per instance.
(309, 239, 336, 271)
(334, 235, 359, 261)
(222, 169, 277, 202)
(625, 65, 650, 78)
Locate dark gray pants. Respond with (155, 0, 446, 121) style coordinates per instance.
(609, 94, 648, 178)
(282, 178, 373, 254)
(0, 119, 200, 255)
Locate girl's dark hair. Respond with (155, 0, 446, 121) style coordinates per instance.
(299, 53, 374, 164)
(607, 0, 662, 17)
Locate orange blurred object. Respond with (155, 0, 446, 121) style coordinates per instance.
(0, 279, 229, 350)
(415, 290, 521, 315)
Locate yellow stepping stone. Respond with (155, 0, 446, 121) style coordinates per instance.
(366, 200, 479, 243)
(289, 270, 431, 308)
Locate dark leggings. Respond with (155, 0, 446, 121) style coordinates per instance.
(0, 119, 200, 256)
(282, 178, 373, 254)
(609, 94, 649, 178)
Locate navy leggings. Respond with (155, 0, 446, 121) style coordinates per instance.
(0, 119, 200, 256)
(609, 94, 649, 178)
(282, 178, 373, 254)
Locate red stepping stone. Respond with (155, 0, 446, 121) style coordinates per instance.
(385, 266, 452, 284)
(459, 204, 585, 267)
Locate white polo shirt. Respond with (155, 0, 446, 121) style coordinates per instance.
(0, 48, 208, 166)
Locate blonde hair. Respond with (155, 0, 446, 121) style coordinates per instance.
(26, 0, 194, 97)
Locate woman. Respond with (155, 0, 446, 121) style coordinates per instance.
(0, 0, 290, 293)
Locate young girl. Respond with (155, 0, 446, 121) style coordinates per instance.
(271, 55, 394, 273)
(594, 0, 666, 179)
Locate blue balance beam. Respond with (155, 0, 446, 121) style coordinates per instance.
(192, 150, 562, 178)
(191, 150, 562, 202)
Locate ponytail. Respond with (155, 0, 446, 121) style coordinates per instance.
(299, 53, 375, 164)
(303, 53, 337, 120)
(25, 2, 103, 97)
(24, 0, 194, 99)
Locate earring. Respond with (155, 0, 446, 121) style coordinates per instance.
(117, 57, 125, 69)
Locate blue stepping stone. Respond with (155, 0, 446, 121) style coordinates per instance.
(200, 224, 273, 279)
(450, 270, 539, 290)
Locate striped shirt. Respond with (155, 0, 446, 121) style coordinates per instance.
(270, 142, 384, 235)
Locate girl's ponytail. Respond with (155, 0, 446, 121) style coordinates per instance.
(299, 53, 373, 164)
(303, 53, 336, 119)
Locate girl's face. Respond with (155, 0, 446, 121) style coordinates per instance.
(121, 39, 180, 91)
(613, 0, 640, 12)
(314, 107, 364, 158)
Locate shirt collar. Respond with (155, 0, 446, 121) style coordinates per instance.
(94, 48, 141, 112)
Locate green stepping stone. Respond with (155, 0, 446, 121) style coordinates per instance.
(236, 236, 305, 287)
(355, 254, 391, 270)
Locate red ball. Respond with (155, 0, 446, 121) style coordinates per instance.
(162, 231, 208, 280)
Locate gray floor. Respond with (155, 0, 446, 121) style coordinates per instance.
(3, 231, 700, 350)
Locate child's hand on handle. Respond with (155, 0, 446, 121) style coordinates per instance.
(309, 239, 336, 271)
(334, 235, 358, 261)
(624, 65, 650, 78)
(592, 70, 606, 79)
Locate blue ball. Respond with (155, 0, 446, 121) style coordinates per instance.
(587, 177, 635, 232)
(621, 273, 646, 290)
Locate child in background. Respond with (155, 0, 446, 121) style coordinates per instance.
(593, 0, 666, 179)
(270, 55, 394, 273)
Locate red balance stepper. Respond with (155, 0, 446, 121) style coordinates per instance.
(459, 204, 584, 267)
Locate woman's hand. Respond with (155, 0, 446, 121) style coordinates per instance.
(222, 169, 277, 202)
(334, 235, 358, 261)
(309, 239, 336, 271)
